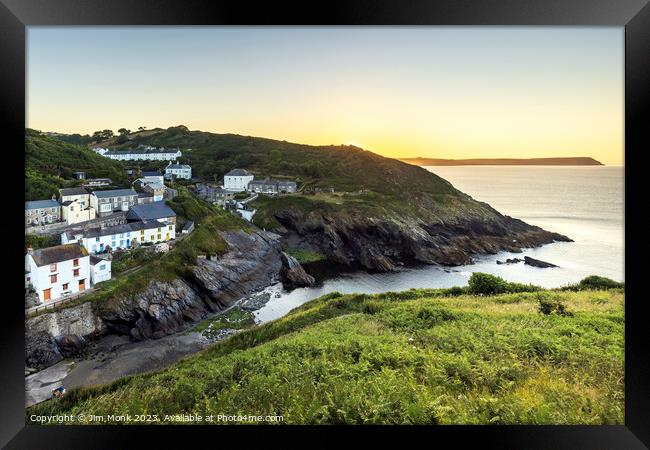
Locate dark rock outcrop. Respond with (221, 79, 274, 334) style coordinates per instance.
(272, 208, 571, 272)
(280, 252, 315, 289)
(496, 258, 523, 265)
(95, 230, 283, 340)
(524, 256, 559, 268)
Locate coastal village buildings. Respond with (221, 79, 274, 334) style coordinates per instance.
(59, 187, 90, 209)
(126, 202, 177, 225)
(25, 199, 61, 226)
(59, 187, 96, 225)
(195, 184, 234, 206)
(62, 220, 175, 253)
(142, 182, 165, 202)
(142, 171, 164, 184)
(103, 147, 182, 161)
(248, 178, 298, 194)
(61, 200, 96, 225)
(25, 243, 91, 303)
(90, 256, 112, 284)
(165, 162, 192, 180)
(91, 147, 109, 155)
(224, 169, 254, 192)
(137, 192, 155, 204)
(83, 178, 112, 188)
(90, 188, 138, 217)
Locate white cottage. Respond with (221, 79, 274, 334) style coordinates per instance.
(26, 244, 91, 303)
(90, 256, 112, 284)
(224, 169, 254, 192)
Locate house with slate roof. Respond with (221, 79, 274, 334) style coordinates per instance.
(165, 161, 192, 180)
(126, 202, 177, 225)
(89, 188, 138, 217)
(25, 243, 91, 302)
(25, 199, 61, 227)
(62, 220, 175, 253)
(224, 168, 254, 192)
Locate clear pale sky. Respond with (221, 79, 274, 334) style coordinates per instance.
(27, 27, 624, 165)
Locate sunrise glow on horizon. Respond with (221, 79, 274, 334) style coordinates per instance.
(27, 27, 624, 165)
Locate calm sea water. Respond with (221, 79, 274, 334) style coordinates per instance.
(255, 166, 624, 323)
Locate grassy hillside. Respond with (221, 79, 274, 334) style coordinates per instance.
(25, 129, 128, 201)
(106, 126, 509, 227)
(28, 275, 624, 425)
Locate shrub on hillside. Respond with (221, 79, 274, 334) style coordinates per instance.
(536, 292, 573, 316)
(468, 273, 541, 296)
(561, 275, 624, 291)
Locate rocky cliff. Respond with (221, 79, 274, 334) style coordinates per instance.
(25, 230, 292, 370)
(273, 209, 571, 272)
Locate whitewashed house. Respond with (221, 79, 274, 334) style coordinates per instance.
(62, 221, 176, 253)
(59, 187, 90, 209)
(90, 256, 111, 284)
(90, 188, 138, 217)
(61, 199, 96, 225)
(224, 169, 254, 192)
(165, 161, 192, 180)
(103, 147, 182, 161)
(25, 244, 91, 303)
(141, 171, 164, 184)
(91, 147, 109, 155)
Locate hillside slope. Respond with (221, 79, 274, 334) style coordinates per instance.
(107, 126, 571, 270)
(27, 277, 624, 425)
(25, 129, 127, 200)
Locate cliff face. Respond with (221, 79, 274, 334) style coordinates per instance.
(273, 209, 571, 272)
(25, 230, 285, 370)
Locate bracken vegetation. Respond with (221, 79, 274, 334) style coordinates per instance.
(27, 276, 624, 425)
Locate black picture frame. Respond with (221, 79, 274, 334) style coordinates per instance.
(1, 0, 648, 447)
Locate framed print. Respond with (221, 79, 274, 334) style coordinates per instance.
(1, 0, 648, 447)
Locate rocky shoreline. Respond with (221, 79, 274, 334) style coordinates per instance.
(25, 230, 306, 372)
(25, 211, 572, 404)
(273, 209, 572, 272)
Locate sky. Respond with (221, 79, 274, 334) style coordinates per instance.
(27, 27, 623, 165)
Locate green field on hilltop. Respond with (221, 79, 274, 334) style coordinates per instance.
(27, 274, 624, 425)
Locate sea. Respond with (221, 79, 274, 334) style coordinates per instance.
(255, 166, 624, 323)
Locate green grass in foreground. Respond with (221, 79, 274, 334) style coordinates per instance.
(27, 275, 624, 425)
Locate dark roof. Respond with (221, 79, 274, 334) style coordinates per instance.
(25, 199, 59, 210)
(30, 244, 88, 267)
(142, 171, 162, 177)
(60, 201, 74, 206)
(126, 202, 176, 221)
(59, 187, 88, 197)
(225, 169, 252, 176)
(166, 163, 190, 169)
(91, 188, 137, 199)
(182, 221, 194, 231)
(81, 220, 162, 238)
(90, 255, 109, 265)
(138, 192, 154, 198)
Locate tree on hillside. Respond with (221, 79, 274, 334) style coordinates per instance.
(91, 129, 114, 142)
(118, 128, 131, 136)
(138, 126, 146, 132)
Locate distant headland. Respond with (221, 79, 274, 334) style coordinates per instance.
(400, 157, 604, 166)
